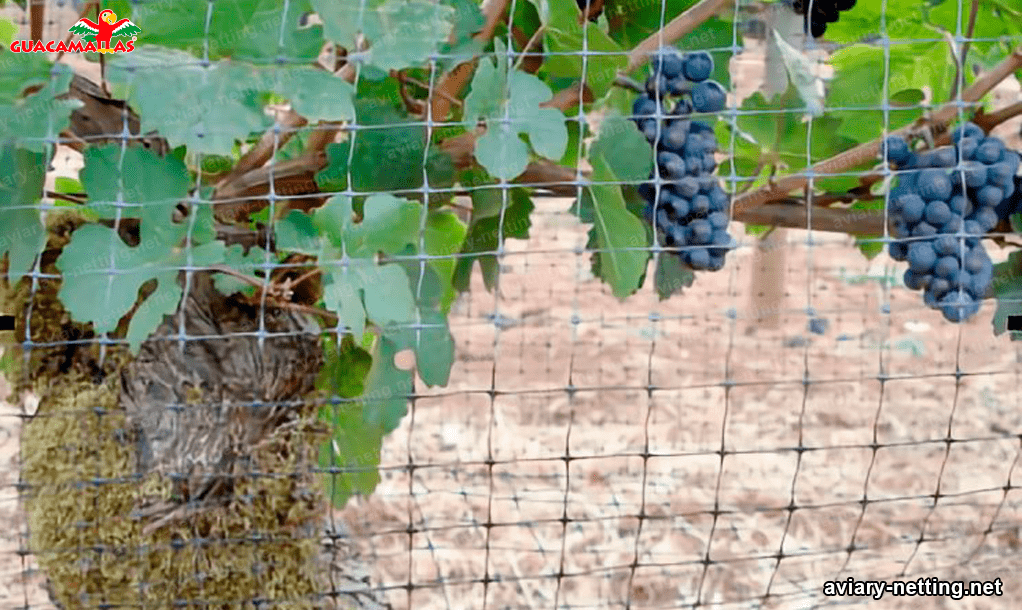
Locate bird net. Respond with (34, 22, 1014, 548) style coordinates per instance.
(0, 1, 1021, 609)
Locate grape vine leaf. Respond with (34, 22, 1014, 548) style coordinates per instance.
(0, 41, 52, 104)
(543, 0, 628, 98)
(256, 65, 356, 123)
(588, 112, 653, 183)
(991, 251, 1022, 340)
(131, 0, 324, 61)
(107, 48, 271, 156)
(821, 0, 927, 45)
(436, 0, 486, 72)
(654, 249, 695, 300)
(463, 39, 569, 180)
(827, 43, 950, 143)
(278, 194, 421, 339)
(388, 247, 455, 387)
(56, 205, 226, 353)
(0, 64, 81, 153)
(585, 153, 649, 299)
(80, 145, 192, 218)
(0, 143, 46, 284)
(316, 91, 455, 197)
(423, 210, 467, 313)
(312, 0, 455, 71)
(453, 179, 534, 292)
(318, 334, 409, 508)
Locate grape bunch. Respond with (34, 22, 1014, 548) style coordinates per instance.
(791, 0, 857, 38)
(631, 49, 733, 271)
(883, 123, 1019, 322)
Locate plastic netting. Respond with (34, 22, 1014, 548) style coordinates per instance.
(1, 1, 1021, 609)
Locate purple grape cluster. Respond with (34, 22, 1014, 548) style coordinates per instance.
(632, 49, 733, 271)
(884, 123, 1019, 322)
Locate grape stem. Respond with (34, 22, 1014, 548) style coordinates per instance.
(948, 0, 980, 103)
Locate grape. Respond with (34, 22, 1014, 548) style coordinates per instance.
(652, 49, 684, 80)
(976, 139, 1005, 164)
(951, 122, 984, 142)
(691, 194, 710, 216)
(682, 51, 713, 82)
(976, 185, 1004, 208)
(959, 161, 987, 189)
(957, 137, 979, 162)
(691, 81, 727, 113)
(889, 241, 908, 261)
(933, 256, 959, 279)
(899, 194, 926, 223)
(883, 136, 912, 166)
(987, 161, 1014, 187)
(646, 74, 669, 99)
(924, 200, 952, 227)
(658, 151, 686, 178)
(917, 168, 952, 201)
(708, 211, 729, 229)
(912, 222, 938, 237)
(939, 292, 980, 323)
(903, 269, 926, 290)
(675, 176, 699, 198)
(686, 248, 710, 269)
(907, 242, 937, 272)
(933, 235, 959, 257)
(973, 207, 999, 232)
(808, 317, 829, 335)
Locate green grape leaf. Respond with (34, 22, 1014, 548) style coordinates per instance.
(827, 43, 950, 143)
(423, 210, 467, 313)
(107, 48, 271, 156)
(732, 86, 859, 192)
(306, 194, 422, 338)
(388, 248, 455, 387)
(436, 0, 486, 72)
(276, 208, 324, 255)
(463, 39, 568, 180)
(80, 145, 191, 219)
(0, 143, 46, 283)
(54, 176, 84, 194)
(319, 334, 413, 507)
(0, 43, 52, 104)
(313, 0, 455, 71)
(131, 0, 324, 61)
(56, 206, 225, 353)
(654, 249, 694, 300)
(585, 152, 649, 299)
(453, 181, 534, 292)
(212, 244, 267, 296)
(543, 0, 628, 98)
(589, 112, 653, 183)
(256, 65, 355, 123)
(0, 65, 80, 153)
(992, 251, 1022, 340)
(822, 0, 926, 44)
(316, 92, 455, 196)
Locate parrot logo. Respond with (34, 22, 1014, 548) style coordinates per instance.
(68, 9, 141, 53)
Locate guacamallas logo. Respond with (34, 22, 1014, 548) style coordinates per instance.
(10, 9, 141, 54)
